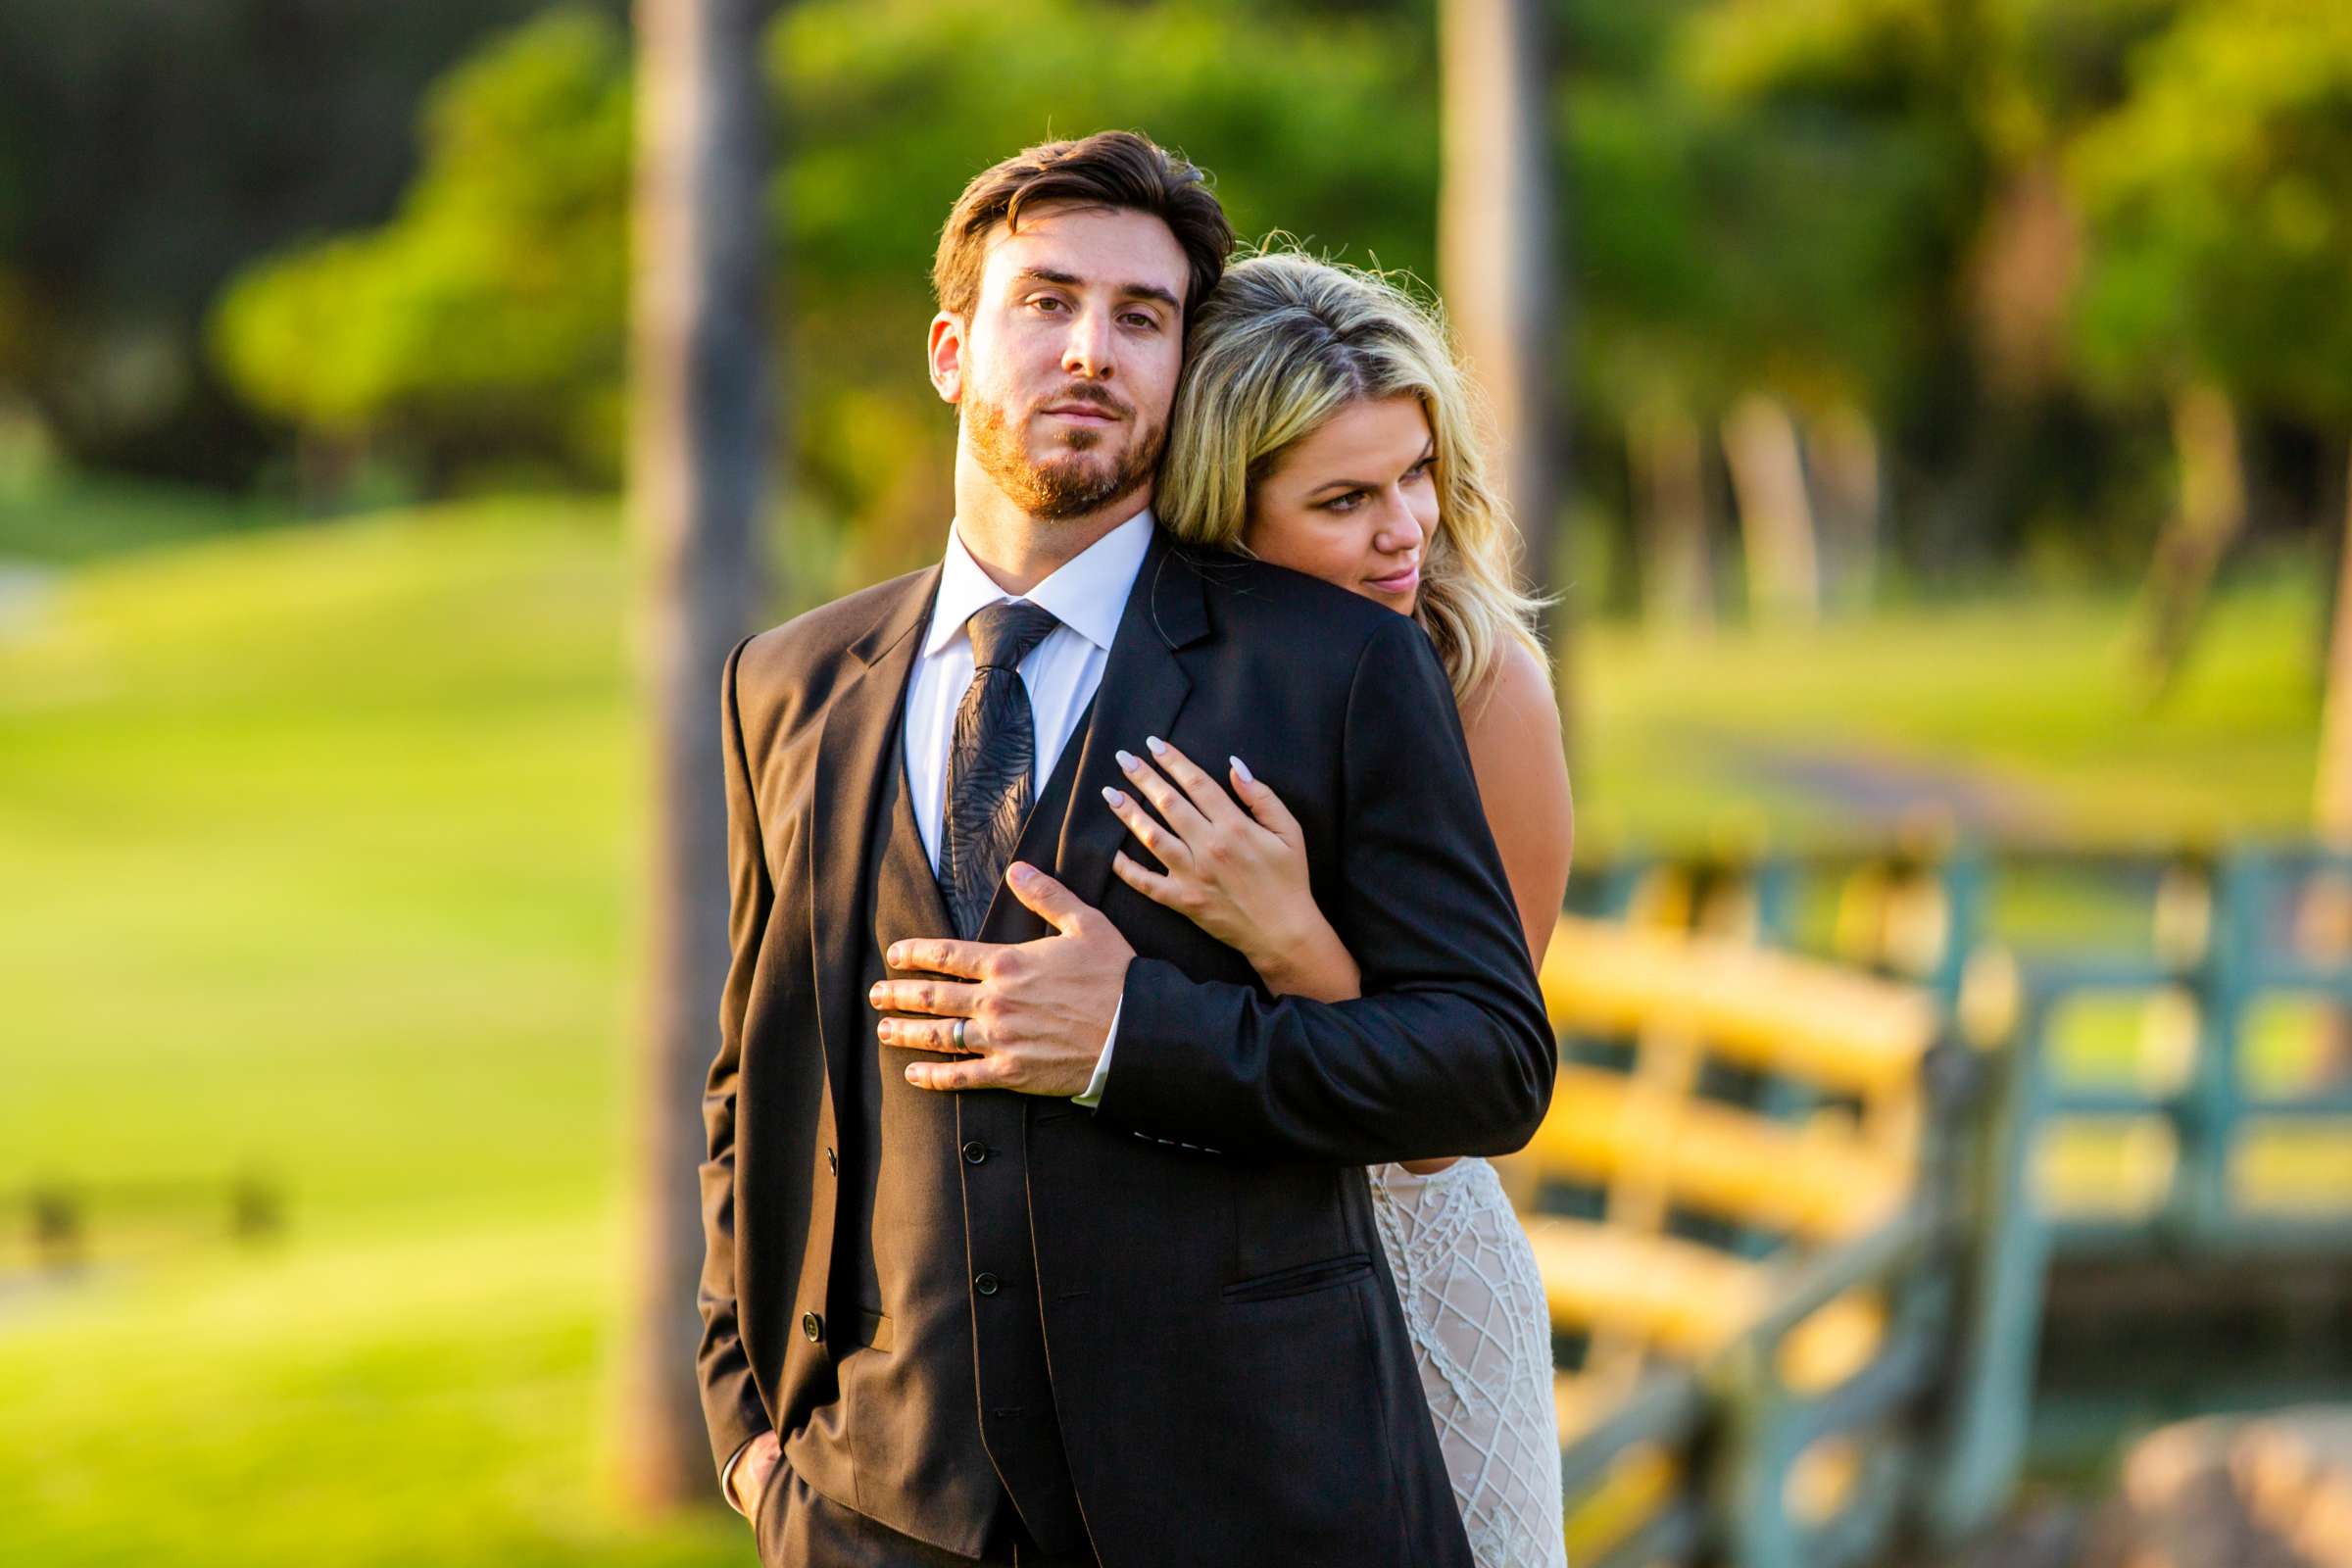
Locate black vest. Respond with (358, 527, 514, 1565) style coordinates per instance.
(787, 679, 1095, 1557)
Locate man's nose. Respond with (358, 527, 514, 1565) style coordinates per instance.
(1060, 308, 1115, 380)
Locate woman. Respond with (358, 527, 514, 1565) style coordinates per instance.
(1102, 250, 1575, 1567)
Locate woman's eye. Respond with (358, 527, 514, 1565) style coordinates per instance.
(1321, 491, 1367, 514)
(1404, 457, 1435, 482)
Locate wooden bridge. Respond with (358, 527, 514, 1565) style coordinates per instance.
(1531, 841, 2352, 1567)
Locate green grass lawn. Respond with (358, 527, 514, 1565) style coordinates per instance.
(0, 471, 302, 565)
(0, 498, 751, 1566)
(0, 494, 2328, 1563)
(1572, 567, 2326, 852)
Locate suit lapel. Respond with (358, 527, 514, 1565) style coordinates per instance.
(1049, 528, 1211, 914)
(808, 567, 939, 1110)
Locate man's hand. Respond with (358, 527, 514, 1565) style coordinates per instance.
(729, 1430, 782, 1519)
(869, 862, 1134, 1096)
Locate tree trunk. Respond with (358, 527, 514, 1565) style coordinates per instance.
(2310, 442, 2352, 839)
(2137, 381, 2246, 700)
(1810, 401, 1881, 612)
(1627, 399, 1713, 631)
(1722, 392, 1820, 625)
(293, 428, 363, 515)
(1440, 0, 1572, 747)
(618, 0, 775, 1512)
(2304, 441, 2352, 1080)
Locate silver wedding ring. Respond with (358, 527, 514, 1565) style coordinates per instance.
(953, 1018, 968, 1053)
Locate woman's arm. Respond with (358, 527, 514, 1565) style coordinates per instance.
(1459, 641, 1576, 969)
(1102, 642, 1574, 993)
(1096, 615, 1555, 1164)
(1102, 650, 1571, 1171)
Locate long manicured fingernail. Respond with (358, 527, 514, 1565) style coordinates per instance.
(1229, 756, 1253, 784)
(1145, 735, 1169, 757)
(1102, 785, 1127, 807)
(1115, 749, 1140, 771)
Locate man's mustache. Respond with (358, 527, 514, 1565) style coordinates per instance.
(1032, 384, 1132, 421)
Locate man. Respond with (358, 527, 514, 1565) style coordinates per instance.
(697, 131, 1555, 1567)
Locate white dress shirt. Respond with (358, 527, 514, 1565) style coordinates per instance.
(904, 508, 1152, 885)
(905, 506, 1151, 1113)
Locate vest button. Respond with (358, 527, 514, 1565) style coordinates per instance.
(973, 1272, 1001, 1297)
(802, 1310, 823, 1342)
(825, 1147, 838, 1176)
(961, 1140, 989, 1165)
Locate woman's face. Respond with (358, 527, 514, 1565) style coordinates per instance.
(1243, 394, 1437, 614)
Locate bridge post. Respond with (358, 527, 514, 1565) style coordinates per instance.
(1922, 976, 2056, 1544)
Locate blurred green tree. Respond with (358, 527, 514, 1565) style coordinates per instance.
(2065, 0, 2352, 829)
(0, 0, 595, 483)
(1566, 0, 1987, 620)
(210, 8, 633, 498)
(2072, 0, 2352, 713)
(1574, 0, 2187, 614)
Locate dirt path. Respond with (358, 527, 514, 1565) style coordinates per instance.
(1727, 737, 2064, 837)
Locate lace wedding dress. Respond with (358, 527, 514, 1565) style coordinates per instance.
(1369, 1156, 1568, 1568)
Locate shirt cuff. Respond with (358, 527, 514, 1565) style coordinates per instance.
(720, 1435, 759, 1516)
(1070, 998, 1119, 1108)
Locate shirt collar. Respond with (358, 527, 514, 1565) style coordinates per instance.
(923, 506, 1156, 659)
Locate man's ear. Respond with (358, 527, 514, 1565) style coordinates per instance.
(927, 313, 966, 405)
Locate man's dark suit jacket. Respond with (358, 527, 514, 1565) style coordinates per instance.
(697, 526, 1557, 1566)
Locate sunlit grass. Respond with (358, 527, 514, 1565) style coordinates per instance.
(1573, 569, 2324, 850)
(0, 1217, 748, 1568)
(2, 500, 636, 1220)
(0, 497, 743, 1566)
(0, 492, 2331, 1562)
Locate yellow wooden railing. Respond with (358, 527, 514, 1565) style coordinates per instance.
(1520, 914, 1946, 1564)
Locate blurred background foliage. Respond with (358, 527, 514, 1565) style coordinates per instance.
(0, 0, 604, 486)
(209, 9, 635, 492)
(7, 0, 2349, 607)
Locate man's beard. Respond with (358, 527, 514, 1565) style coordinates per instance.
(964, 388, 1164, 521)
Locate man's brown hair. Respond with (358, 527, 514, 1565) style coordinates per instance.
(932, 131, 1235, 323)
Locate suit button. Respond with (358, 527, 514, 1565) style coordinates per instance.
(962, 1140, 988, 1165)
(802, 1311, 823, 1342)
(825, 1147, 838, 1176)
(973, 1272, 1001, 1297)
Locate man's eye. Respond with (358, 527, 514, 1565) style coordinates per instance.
(1029, 297, 1066, 313)
(1121, 313, 1160, 331)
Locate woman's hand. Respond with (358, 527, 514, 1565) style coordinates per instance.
(1102, 736, 1329, 978)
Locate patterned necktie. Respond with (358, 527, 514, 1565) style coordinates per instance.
(939, 599, 1062, 939)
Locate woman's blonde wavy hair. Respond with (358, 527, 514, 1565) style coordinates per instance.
(1156, 247, 1551, 712)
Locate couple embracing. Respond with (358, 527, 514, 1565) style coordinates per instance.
(696, 130, 1576, 1568)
